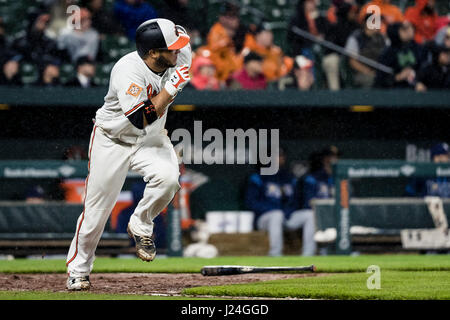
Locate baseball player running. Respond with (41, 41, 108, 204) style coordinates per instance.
(66, 18, 192, 290)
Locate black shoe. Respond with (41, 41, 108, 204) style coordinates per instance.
(127, 224, 156, 262)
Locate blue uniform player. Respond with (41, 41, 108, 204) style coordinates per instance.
(300, 146, 338, 210)
(245, 150, 316, 256)
(406, 142, 450, 198)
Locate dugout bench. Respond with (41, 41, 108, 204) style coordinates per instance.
(331, 160, 450, 254)
(313, 197, 450, 254)
(0, 202, 131, 257)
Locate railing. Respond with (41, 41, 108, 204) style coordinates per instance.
(0, 87, 450, 108)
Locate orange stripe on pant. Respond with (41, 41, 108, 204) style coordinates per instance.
(66, 125, 97, 267)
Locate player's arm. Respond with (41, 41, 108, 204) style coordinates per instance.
(141, 88, 174, 127)
(140, 63, 191, 127)
(117, 64, 190, 129)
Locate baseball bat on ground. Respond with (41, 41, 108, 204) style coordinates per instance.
(201, 265, 316, 276)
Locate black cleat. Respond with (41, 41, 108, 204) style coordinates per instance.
(127, 224, 156, 262)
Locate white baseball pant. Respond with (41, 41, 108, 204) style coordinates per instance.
(257, 209, 316, 256)
(66, 125, 180, 277)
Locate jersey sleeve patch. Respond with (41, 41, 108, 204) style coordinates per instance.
(126, 83, 143, 97)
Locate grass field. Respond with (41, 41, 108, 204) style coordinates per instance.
(0, 254, 449, 300)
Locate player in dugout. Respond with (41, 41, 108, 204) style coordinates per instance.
(406, 142, 450, 198)
(245, 148, 316, 257)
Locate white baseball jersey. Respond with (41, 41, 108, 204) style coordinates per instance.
(95, 44, 192, 144)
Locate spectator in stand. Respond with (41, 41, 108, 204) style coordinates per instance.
(198, 1, 243, 82)
(1, 18, 23, 86)
(190, 55, 222, 90)
(58, 7, 100, 63)
(327, 0, 360, 24)
(81, 0, 124, 36)
(47, 0, 76, 39)
(405, 0, 439, 45)
(415, 44, 450, 91)
(321, 0, 359, 90)
(65, 55, 97, 88)
(35, 60, 61, 87)
(229, 52, 267, 90)
(435, 12, 450, 31)
(242, 23, 294, 82)
(113, 0, 158, 41)
(11, 8, 68, 65)
(0, 54, 23, 86)
(287, 0, 327, 60)
(435, 25, 450, 48)
(275, 55, 314, 91)
(375, 21, 424, 89)
(345, 14, 388, 88)
(225, 2, 249, 60)
(245, 149, 316, 256)
(358, 0, 404, 35)
(420, 23, 449, 67)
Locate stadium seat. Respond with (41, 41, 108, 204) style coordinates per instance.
(20, 63, 39, 85)
(94, 63, 115, 86)
(101, 35, 135, 63)
(60, 64, 75, 84)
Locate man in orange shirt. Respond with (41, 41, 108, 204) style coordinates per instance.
(358, 0, 404, 34)
(405, 0, 439, 44)
(243, 24, 293, 82)
(199, 2, 243, 82)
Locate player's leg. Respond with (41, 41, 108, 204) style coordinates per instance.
(256, 210, 285, 256)
(127, 134, 180, 258)
(66, 126, 131, 279)
(285, 209, 316, 256)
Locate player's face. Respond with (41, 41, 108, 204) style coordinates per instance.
(156, 49, 180, 69)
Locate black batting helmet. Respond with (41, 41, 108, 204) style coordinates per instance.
(135, 18, 190, 58)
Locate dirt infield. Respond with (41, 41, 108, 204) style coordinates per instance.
(0, 272, 325, 296)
